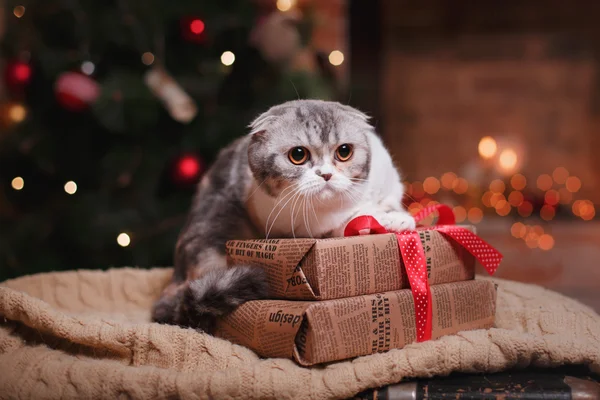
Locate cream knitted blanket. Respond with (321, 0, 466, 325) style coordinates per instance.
(0, 267, 599, 400)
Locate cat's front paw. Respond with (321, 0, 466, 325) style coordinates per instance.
(372, 211, 416, 232)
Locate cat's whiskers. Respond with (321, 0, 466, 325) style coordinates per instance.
(309, 194, 320, 236)
(245, 177, 269, 202)
(266, 186, 304, 239)
(290, 189, 304, 239)
(266, 183, 313, 239)
(264, 183, 302, 237)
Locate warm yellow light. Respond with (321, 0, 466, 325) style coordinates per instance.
(489, 179, 505, 193)
(498, 148, 518, 171)
(510, 174, 527, 190)
(536, 174, 553, 191)
(8, 104, 27, 122)
(220, 51, 235, 66)
(467, 207, 483, 223)
(441, 172, 457, 190)
(13, 5, 25, 18)
(478, 136, 497, 159)
(276, 0, 295, 12)
(142, 52, 155, 66)
(328, 50, 344, 66)
(565, 176, 581, 193)
(11, 176, 24, 190)
(423, 177, 440, 194)
(453, 206, 467, 223)
(64, 181, 77, 195)
(117, 233, 131, 247)
(552, 167, 569, 184)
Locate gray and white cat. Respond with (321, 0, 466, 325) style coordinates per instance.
(152, 99, 416, 332)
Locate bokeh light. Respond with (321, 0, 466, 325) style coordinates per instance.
(510, 174, 527, 190)
(453, 178, 469, 194)
(411, 182, 424, 198)
(536, 174, 553, 191)
(478, 136, 497, 159)
(552, 167, 569, 184)
(565, 176, 581, 193)
(64, 181, 77, 195)
(328, 50, 344, 66)
(508, 191, 524, 207)
(482, 191, 493, 207)
(544, 189, 560, 206)
(467, 207, 483, 223)
(453, 206, 467, 222)
(538, 234, 555, 251)
(220, 51, 235, 66)
(8, 104, 27, 123)
(13, 5, 25, 18)
(518, 201, 533, 217)
(511, 222, 527, 238)
(117, 233, 131, 247)
(540, 205, 555, 221)
(498, 149, 518, 172)
(276, 0, 295, 12)
(11, 177, 24, 190)
(423, 177, 440, 194)
(441, 172, 457, 190)
(558, 188, 573, 205)
(490, 193, 505, 208)
(489, 179, 505, 193)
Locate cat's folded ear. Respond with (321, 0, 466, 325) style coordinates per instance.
(248, 113, 277, 135)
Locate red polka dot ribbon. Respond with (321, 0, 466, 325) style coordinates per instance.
(344, 204, 502, 343)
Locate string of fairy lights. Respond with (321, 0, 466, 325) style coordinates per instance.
(3, 0, 346, 250)
(403, 136, 596, 251)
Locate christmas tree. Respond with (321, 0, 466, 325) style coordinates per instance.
(0, 0, 338, 281)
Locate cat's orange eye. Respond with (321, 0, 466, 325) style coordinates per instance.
(335, 144, 353, 162)
(288, 147, 310, 165)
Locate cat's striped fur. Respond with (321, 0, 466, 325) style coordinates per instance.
(151, 100, 415, 333)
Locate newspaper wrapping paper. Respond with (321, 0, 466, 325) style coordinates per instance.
(225, 229, 477, 301)
(215, 279, 497, 366)
(345, 204, 503, 342)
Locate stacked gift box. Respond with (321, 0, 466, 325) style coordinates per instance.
(214, 205, 502, 366)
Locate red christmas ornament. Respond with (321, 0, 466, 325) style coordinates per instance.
(173, 154, 204, 184)
(54, 72, 100, 111)
(4, 61, 32, 92)
(181, 17, 207, 43)
(189, 19, 205, 35)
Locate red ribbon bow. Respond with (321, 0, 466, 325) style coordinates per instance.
(344, 204, 502, 343)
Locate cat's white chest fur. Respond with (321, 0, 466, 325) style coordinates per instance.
(246, 132, 416, 238)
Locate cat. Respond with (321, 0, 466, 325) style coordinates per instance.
(152, 99, 416, 333)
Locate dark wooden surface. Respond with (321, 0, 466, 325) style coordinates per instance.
(352, 366, 600, 399)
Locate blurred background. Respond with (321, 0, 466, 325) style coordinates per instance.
(0, 1, 598, 311)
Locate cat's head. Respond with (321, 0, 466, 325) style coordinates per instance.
(247, 100, 373, 206)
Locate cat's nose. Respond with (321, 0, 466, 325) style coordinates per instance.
(320, 173, 332, 181)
